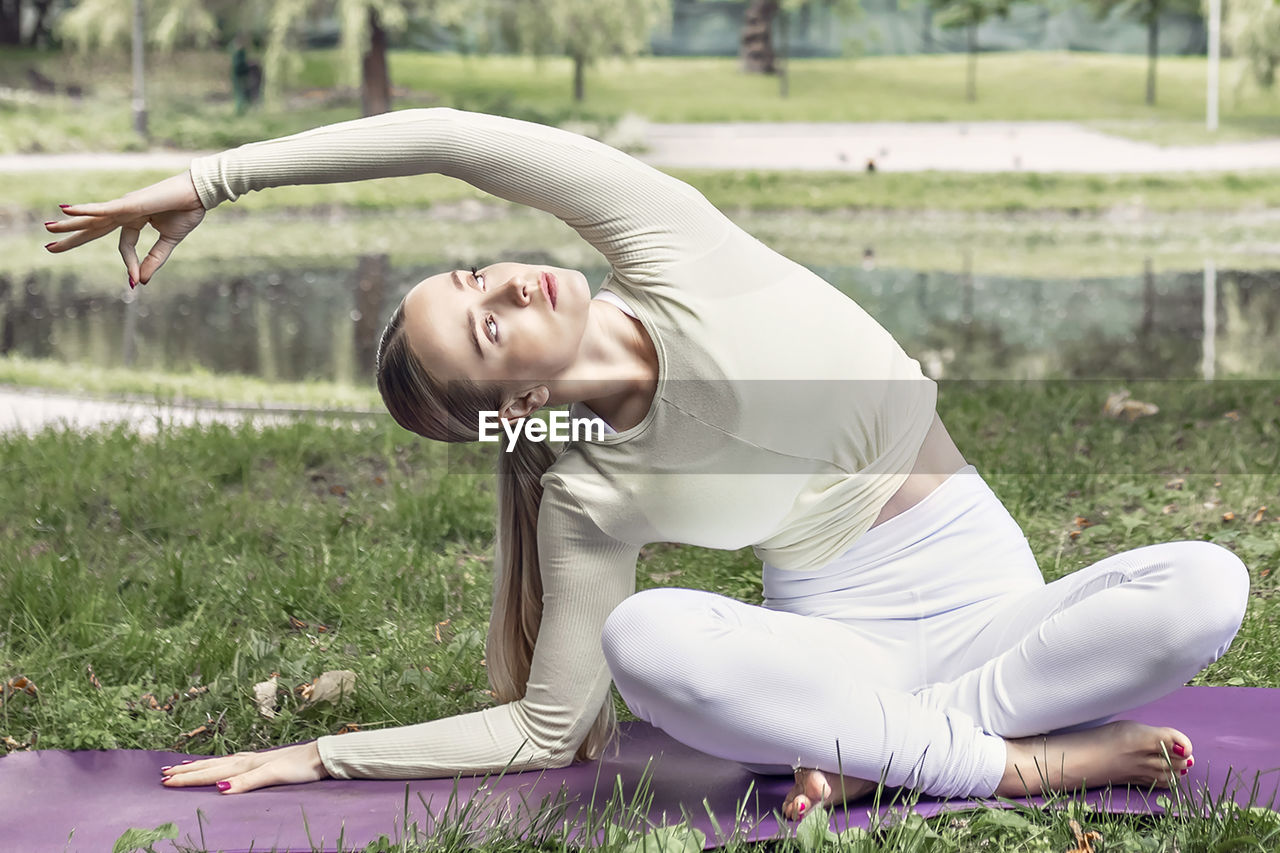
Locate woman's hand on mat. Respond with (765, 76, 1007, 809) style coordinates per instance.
(44, 171, 205, 288)
(161, 741, 329, 793)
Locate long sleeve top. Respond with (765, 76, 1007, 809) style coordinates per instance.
(188, 108, 937, 780)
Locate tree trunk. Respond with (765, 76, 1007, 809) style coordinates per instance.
(777, 8, 789, 97)
(27, 0, 52, 47)
(1145, 5, 1159, 106)
(572, 51, 585, 101)
(0, 0, 21, 46)
(965, 23, 977, 102)
(361, 7, 391, 117)
(740, 0, 779, 74)
(131, 0, 147, 139)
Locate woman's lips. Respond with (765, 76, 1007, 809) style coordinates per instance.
(540, 271, 558, 310)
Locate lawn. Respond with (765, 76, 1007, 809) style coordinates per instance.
(1, 380, 1278, 850)
(1, 49, 1278, 155)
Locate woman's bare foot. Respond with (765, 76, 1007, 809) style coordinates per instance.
(997, 720, 1193, 797)
(783, 768, 879, 820)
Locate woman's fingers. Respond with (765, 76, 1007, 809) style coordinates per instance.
(119, 227, 142, 285)
(161, 753, 260, 787)
(137, 233, 182, 285)
(45, 223, 117, 253)
(43, 214, 102, 234)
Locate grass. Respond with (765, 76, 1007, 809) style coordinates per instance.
(1, 380, 1278, 850)
(1, 49, 1279, 155)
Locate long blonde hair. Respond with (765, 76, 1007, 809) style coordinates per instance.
(375, 300, 617, 762)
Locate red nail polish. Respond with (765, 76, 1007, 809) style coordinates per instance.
(1172, 744, 1185, 757)
(44, 221, 55, 226)
(180, 760, 194, 765)
(160, 765, 172, 771)
(58, 204, 70, 210)
(216, 780, 231, 792)
(1180, 769, 1188, 776)
(797, 801, 806, 815)
(44, 242, 55, 250)
(1187, 757, 1194, 768)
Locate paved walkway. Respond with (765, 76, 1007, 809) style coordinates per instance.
(0, 387, 376, 436)
(2, 121, 1279, 174)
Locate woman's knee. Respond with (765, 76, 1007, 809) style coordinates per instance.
(601, 588, 706, 678)
(1146, 540, 1249, 660)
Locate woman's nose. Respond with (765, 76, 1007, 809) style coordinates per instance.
(496, 275, 532, 307)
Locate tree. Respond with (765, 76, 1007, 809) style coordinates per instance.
(0, 0, 57, 46)
(926, 0, 1017, 102)
(490, 0, 671, 102)
(738, 0, 859, 81)
(264, 0, 468, 116)
(1224, 0, 1280, 90)
(58, 0, 222, 138)
(1083, 0, 1202, 106)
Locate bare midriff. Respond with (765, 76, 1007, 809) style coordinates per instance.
(870, 413, 968, 528)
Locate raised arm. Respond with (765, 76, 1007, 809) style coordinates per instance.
(191, 108, 732, 282)
(45, 109, 735, 285)
(316, 476, 639, 778)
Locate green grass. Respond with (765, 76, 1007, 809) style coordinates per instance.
(1, 49, 1278, 154)
(2, 381, 1278, 850)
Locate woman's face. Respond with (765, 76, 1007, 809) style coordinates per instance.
(402, 261, 592, 390)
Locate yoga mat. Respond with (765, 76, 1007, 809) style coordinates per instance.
(2, 686, 1277, 852)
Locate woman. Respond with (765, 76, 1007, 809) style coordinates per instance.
(45, 109, 1248, 818)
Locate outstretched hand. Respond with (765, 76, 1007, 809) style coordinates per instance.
(160, 741, 330, 794)
(44, 172, 206, 288)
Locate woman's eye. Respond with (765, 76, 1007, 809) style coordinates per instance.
(485, 315, 498, 342)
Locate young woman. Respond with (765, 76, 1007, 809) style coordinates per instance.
(45, 109, 1248, 818)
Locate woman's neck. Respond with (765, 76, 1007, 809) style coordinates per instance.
(548, 299, 658, 433)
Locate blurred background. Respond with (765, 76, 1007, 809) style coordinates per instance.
(1, 0, 1278, 403)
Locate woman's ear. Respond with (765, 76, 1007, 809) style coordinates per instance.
(499, 385, 550, 422)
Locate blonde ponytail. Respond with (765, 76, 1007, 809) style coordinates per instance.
(488, 429, 617, 762)
(377, 303, 616, 763)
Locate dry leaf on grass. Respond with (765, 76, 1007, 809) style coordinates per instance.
(299, 670, 356, 705)
(1066, 818, 1103, 853)
(1102, 390, 1158, 421)
(253, 675, 279, 719)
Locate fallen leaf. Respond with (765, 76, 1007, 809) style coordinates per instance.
(1223, 512, 1236, 522)
(1162, 504, 1178, 515)
(329, 484, 346, 496)
(1103, 390, 1159, 421)
(1252, 507, 1268, 524)
(300, 670, 356, 705)
(253, 675, 279, 719)
(288, 615, 308, 631)
(336, 722, 362, 735)
(1165, 478, 1186, 491)
(434, 619, 451, 644)
(1223, 410, 1242, 422)
(1066, 818, 1103, 853)
(86, 664, 102, 690)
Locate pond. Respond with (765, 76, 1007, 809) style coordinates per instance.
(3, 210, 1279, 385)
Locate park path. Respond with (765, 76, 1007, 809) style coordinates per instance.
(2, 121, 1280, 174)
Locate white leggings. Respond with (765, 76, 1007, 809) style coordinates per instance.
(600, 466, 1250, 799)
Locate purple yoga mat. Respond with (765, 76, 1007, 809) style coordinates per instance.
(2, 686, 1277, 852)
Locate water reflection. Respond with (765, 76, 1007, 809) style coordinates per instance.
(2, 256, 1278, 383)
